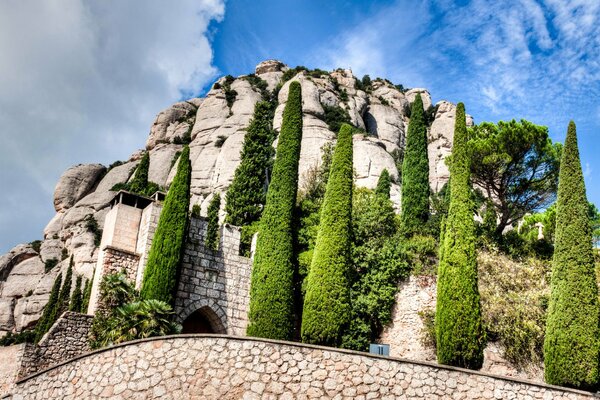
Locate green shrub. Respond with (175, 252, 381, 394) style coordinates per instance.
(191, 204, 201, 217)
(129, 152, 150, 194)
(84, 214, 102, 247)
(544, 121, 600, 389)
(35, 272, 62, 343)
(0, 330, 35, 346)
(375, 169, 391, 199)
(140, 146, 191, 305)
(405, 235, 438, 276)
(81, 279, 92, 313)
(400, 93, 430, 236)
(61, 248, 68, 261)
(339, 89, 349, 102)
(44, 258, 58, 272)
(378, 96, 390, 106)
(280, 66, 308, 83)
(214, 135, 227, 148)
(205, 194, 221, 251)
(247, 81, 303, 340)
(322, 104, 352, 134)
(243, 74, 270, 100)
(222, 75, 238, 108)
(435, 103, 485, 370)
(57, 260, 73, 316)
(225, 101, 276, 230)
(29, 240, 42, 253)
(302, 124, 353, 346)
(69, 275, 83, 312)
(418, 308, 436, 349)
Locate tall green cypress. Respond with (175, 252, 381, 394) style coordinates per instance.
(205, 193, 221, 251)
(57, 260, 73, 315)
(375, 169, 391, 199)
(35, 272, 62, 343)
(81, 279, 92, 313)
(69, 275, 83, 312)
(435, 103, 485, 369)
(301, 123, 353, 346)
(247, 81, 303, 340)
(140, 146, 191, 305)
(129, 152, 150, 194)
(544, 121, 599, 389)
(400, 93, 430, 235)
(225, 101, 276, 226)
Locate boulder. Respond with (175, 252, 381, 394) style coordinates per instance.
(53, 164, 106, 212)
(405, 88, 432, 111)
(145, 100, 198, 149)
(364, 104, 405, 152)
(94, 161, 138, 193)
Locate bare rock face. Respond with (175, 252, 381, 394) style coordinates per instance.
(405, 88, 432, 111)
(94, 161, 138, 193)
(53, 164, 106, 212)
(146, 101, 198, 150)
(255, 60, 286, 91)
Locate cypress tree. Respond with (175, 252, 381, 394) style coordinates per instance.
(205, 193, 221, 251)
(301, 123, 353, 346)
(69, 275, 83, 312)
(247, 81, 303, 340)
(375, 169, 391, 199)
(544, 121, 599, 389)
(81, 279, 92, 313)
(129, 151, 150, 194)
(435, 102, 485, 369)
(57, 260, 73, 315)
(140, 146, 191, 305)
(225, 101, 276, 226)
(35, 272, 62, 342)
(400, 93, 430, 236)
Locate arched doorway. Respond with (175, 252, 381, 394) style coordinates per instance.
(181, 306, 226, 334)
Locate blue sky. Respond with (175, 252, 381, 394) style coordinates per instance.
(0, 0, 598, 253)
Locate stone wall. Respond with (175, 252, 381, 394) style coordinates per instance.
(101, 246, 139, 282)
(0, 343, 28, 397)
(378, 275, 544, 382)
(134, 203, 162, 289)
(19, 311, 93, 378)
(8, 335, 597, 399)
(174, 217, 252, 335)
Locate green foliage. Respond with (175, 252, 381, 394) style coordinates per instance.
(242, 74, 270, 100)
(61, 248, 68, 261)
(225, 101, 276, 229)
(57, 260, 73, 316)
(129, 152, 150, 194)
(29, 240, 42, 253)
(515, 204, 556, 259)
(173, 128, 191, 145)
(280, 66, 308, 83)
(405, 235, 438, 276)
(479, 251, 549, 368)
(69, 275, 83, 312)
(339, 89, 349, 102)
(302, 124, 353, 346)
(140, 146, 191, 305)
(544, 121, 599, 389)
(418, 308, 436, 349)
(435, 103, 485, 369)
(247, 81, 303, 340)
(214, 135, 227, 148)
(322, 104, 352, 135)
(205, 194, 221, 251)
(470, 119, 561, 235)
(0, 330, 35, 346)
(375, 169, 391, 199)
(191, 204, 201, 217)
(378, 96, 390, 106)
(85, 214, 103, 247)
(44, 258, 58, 272)
(222, 75, 238, 108)
(81, 279, 92, 313)
(400, 93, 430, 236)
(90, 272, 179, 349)
(341, 188, 410, 350)
(588, 202, 600, 248)
(35, 272, 62, 343)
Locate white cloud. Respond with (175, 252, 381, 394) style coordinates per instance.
(0, 0, 224, 252)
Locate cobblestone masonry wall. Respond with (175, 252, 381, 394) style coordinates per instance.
(102, 246, 140, 283)
(18, 311, 93, 378)
(174, 217, 252, 335)
(8, 335, 598, 400)
(378, 275, 544, 382)
(0, 343, 28, 397)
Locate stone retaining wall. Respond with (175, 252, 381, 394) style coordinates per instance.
(8, 335, 598, 400)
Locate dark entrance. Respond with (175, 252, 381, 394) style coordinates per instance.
(181, 306, 225, 334)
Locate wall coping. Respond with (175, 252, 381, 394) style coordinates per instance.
(14, 334, 600, 397)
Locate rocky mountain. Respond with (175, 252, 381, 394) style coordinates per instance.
(0, 60, 471, 337)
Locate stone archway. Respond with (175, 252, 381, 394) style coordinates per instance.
(177, 298, 227, 334)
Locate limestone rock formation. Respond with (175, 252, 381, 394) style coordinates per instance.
(0, 60, 463, 337)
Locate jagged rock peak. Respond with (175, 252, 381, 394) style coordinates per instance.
(255, 60, 287, 75)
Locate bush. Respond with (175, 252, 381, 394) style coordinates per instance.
(247, 81, 303, 340)
(378, 96, 390, 106)
(29, 240, 42, 253)
(69, 275, 83, 312)
(322, 104, 352, 134)
(56, 260, 73, 316)
(243, 74, 270, 100)
(435, 103, 485, 369)
(0, 330, 35, 346)
(35, 272, 62, 343)
(302, 124, 353, 346)
(85, 214, 102, 247)
(400, 93, 430, 236)
(544, 121, 600, 389)
(214, 135, 227, 148)
(140, 146, 191, 305)
(129, 152, 150, 194)
(44, 258, 58, 272)
(280, 66, 308, 83)
(205, 194, 221, 251)
(81, 279, 92, 313)
(222, 75, 238, 108)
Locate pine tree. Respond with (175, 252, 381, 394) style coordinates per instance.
(435, 102, 485, 369)
(140, 146, 191, 305)
(544, 121, 599, 389)
(35, 272, 62, 343)
(225, 101, 276, 226)
(302, 123, 353, 346)
(57, 260, 73, 315)
(400, 93, 430, 235)
(81, 279, 92, 313)
(375, 169, 391, 199)
(69, 275, 83, 312)
(129, 151, 150, 194)
(205, 193, 221, 251)
(247, 81, 303, 340)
